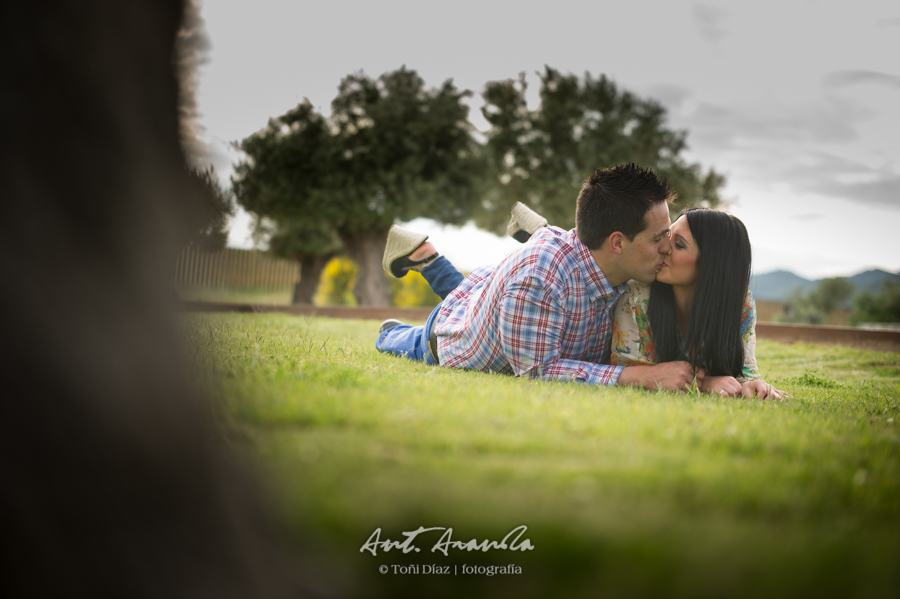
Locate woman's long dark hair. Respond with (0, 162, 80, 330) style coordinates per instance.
(647, 208, 752, 377)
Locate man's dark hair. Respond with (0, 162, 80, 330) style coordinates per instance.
(575, 163, 676, 249)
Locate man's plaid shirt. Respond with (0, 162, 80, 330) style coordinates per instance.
(434, 226, 627, 386)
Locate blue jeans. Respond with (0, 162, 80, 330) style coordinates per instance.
(375, 256, 464, 364)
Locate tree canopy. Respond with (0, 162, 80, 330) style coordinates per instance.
(475, 67, 725, 233)
(782, 277, 855, 325)
(232, 66, 728, 305)
(185, 165, 235, 252)
(852, 280, 900, 325)
(232, 67, 481, 305)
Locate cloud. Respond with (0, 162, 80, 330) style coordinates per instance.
(672, 95, 897, 210)
(643, 84, 692, 110)
(787, 213, 826, 221)
(822, 70, 900, 90)
(691, 3, 728, 43)
(683, 96, 870, 151)
(875, 17, 900, 27)
(783, 152, 900, 210)
(809, 174, 900, 209)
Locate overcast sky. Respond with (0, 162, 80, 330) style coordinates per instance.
(195, 0, 899, 279)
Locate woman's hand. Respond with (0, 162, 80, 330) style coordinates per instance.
(699, 375, 742, 396)
(740, 379, 788, 400)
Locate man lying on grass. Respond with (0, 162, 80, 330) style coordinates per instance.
(376, 163, 784, 398)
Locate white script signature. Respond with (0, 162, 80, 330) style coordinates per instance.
(359, 525, 534, 556)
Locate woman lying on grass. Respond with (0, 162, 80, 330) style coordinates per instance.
(383, 203, 786, 399)
(608, 207, 786, 399)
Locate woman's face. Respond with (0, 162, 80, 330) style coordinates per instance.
(656, 216, 699, 287)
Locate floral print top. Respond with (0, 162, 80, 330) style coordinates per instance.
(609, 281, 760, 381)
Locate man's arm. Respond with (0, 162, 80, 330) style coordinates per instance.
(616, 362, 706, 392)
(498, 277, 706, 390)
(497, 278, 624, 386)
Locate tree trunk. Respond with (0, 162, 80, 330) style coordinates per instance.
(340, 227, 392, 306)
(292, 254, 330, 304)
(1, 1, 312, 596)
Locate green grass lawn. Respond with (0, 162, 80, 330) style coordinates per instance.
(186, 314, 900, 599)
(178, 286, 293, 305)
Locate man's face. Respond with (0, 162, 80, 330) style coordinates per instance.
(619, 202, 672, 284)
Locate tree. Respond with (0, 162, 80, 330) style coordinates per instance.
(232, 101, 338, 303)
(851, 279, 900, 325)
(232, 67, 482, 306)
(812, 277, 856, 314)
(253, 217, 342, 304)
(474, 67, 725, 233)
(185, 165, 235, 251)
(781, 277, 854, 325)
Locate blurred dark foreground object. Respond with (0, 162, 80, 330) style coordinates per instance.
(0, 2, 324, 597)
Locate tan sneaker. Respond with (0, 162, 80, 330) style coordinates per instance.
(507, 202, 548, 243)
(382, 225, 439, 278)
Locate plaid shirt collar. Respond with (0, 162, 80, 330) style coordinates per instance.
(567, 229, 626, 302)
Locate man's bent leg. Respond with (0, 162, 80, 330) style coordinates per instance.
(376, 324, 428, 360)
(376, 305, 441, 365)
(420, 256, 465, 300)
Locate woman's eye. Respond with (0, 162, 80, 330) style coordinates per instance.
(675, 242, 686, 250)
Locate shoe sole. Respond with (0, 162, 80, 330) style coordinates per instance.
(383, 225, 429, 278)
(507, 202, 548, 240)
(379, 319, 405, 334)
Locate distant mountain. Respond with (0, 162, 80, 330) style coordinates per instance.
(847, 270, 900, 294)
(749, 269, 900, 302)
(749, 270, 815, 301)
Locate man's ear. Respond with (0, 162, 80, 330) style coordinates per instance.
(608, 232, 626, 255)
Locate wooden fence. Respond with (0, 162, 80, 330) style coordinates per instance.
(173, 248, 854, 326)
(175, 247, 299, 290)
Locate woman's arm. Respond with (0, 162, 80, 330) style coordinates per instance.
(610, 281, 657, 367)
(737, 291, 761, 382)
(736, 292, 789, 399)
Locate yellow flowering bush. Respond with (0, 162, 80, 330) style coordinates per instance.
(315, 257, 441, 307)
(314, 257, 358, 306)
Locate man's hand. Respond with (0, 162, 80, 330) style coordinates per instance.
(740, 379, 788, 400)
(699, 375, 742, 396)
(617, 361, 705, 392)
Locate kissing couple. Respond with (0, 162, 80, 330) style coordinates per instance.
(377, 163, 786, 399)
